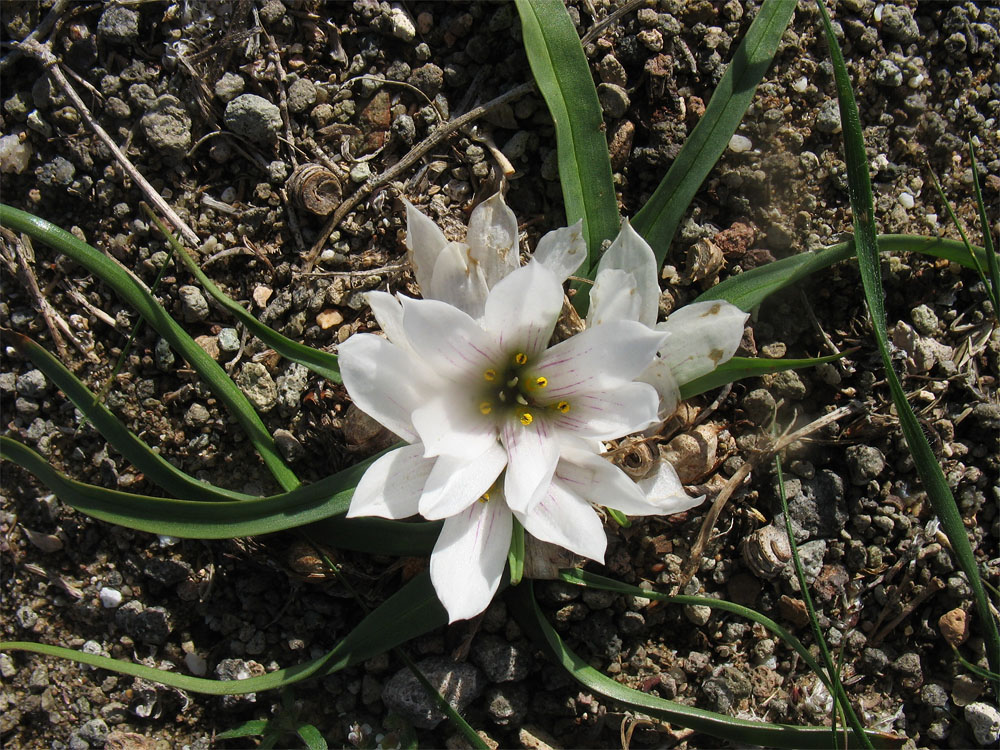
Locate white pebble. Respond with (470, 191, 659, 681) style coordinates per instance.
(220, 186, 237, 203)
(157, 534, 180, 546)
(874, 4, 884, 22)
(184, 652, 208, 676)
(99, 587, 122, 608)
(0, 134, 32, 174)
(908, 74, 924, 89)
(898, 192, 915, 209)
(728, 134, 752, 153)
(791, 76, 809, 93)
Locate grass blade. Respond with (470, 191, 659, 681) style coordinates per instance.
(927, 166, 991, 293)
(296, 724, 328, 750)
(0, 204, 299, 491)
(631, 0, 796, 265)
(146, 208, 342, 383)
(1, 571, 446, 694)
(508, 584, 901, 749)
(814, 0, 1000, 683)
(968, 139, 1000, 315)
(308, 516, 441, 557)
(216, 720, 270, 739)
(6, 330, 254, 502)
(679, 351, 851, 400)
(696, 234, 988, 312)
(514, 0, 619, 276)
(2, 436, 360, 539)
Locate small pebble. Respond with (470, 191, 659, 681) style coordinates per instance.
(898, 192, 915, 209)
(728, 134, 752, 153)
(965, 702, 1000, 747)
(99, 587, 123, 609)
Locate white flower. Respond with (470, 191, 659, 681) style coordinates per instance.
(338, 195, 703, 622)
(587, 220, 750, 418)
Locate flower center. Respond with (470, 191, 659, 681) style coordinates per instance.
(477, 351, 569, 425)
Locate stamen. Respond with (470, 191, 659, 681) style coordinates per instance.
(518, 410, 534, 426)
(478, 491, 490, 504)
(513, 352, 528, 366)
(534, 376, 548, 388)
(555, 401, 570, 413)
(484, 368, 497, 382)
(479, 401, 493, 415)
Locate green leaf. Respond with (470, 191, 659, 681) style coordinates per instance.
(679, 351, 850, 400)
(308, 516, 441, 557)
(632, 0, 796, 265)
(814, 0, 1000, 684)
(695, 234, 988, 312)
(508, 517, 525, 586)
(508, 584, 902, 749)
(0, 204, 299, 492)
(296, 724, 328, 750)
(514, 0, 619, 281)
(6, 330, 254, 502)
(1, 570, 446, 694)
(2, 436, 361, 539)
(968, 139, 1000, 315)
(216, 719, 270, 739)
(147, 208, 342, 383)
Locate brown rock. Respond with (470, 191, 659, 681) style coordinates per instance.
(713, 221, 756, 258)
(194, 334, 220, 360)
(938, 608, 968, 647)
(778, 595, 811, 627)
(662, 424, 718, 484)
(316, 309, 344, 329)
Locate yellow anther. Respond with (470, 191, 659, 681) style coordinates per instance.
(479, 492, 491, 503)
(479, 401, 493, 415)
(519, 410, 534, 426)
(484, 368, 497, 382)
(513, 352, 528, 366)
(534, 376, 548, 388)
(555, 401, 570, 413)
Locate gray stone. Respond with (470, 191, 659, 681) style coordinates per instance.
(214, 72, 245, 103)
(683, 603, 712, 625)
(881, 4, 920, 44)
(287, 78, 317, 113)
(97, 6, 140, 43)
(277, 363, 310, 412)
(597, 54, 628, 87)
(28, 664, 49, 692)
(845, 445, 885, 485)
(16, 369, 46, 398)
(154, 338, 175, 371)
(597, 83, 630, 119)
(350, 162, 372, 183)
(144, 558, 192, 586)
(470, 634, 531, 683)
(184, 402, 210, 427)
(0, 372, 16, 393)
(224, 94, 282, 145)
(258, 0, 285, 24)
(742, 388, 775, 424)
(965, 702, 1000, 747)
(16, 605, 38, 629)
(273, 429, 304, 462)
(383, 4, 416, 41)
(874, 59, 903, 87)
(382, 657, 485, 729)
(0, 653, 16, 678)
(218, 327, 240, 354)
(407, 64, 444, 97)
(910, 303, 938, 335)
(236, 362, 278, 412)
(140, 95, 192, 158)
(178, 285, 209, 322)
(35, 156, 75, 186)
(77, 717, 109, 745)
(702, 665, 751, 713)
(767, 369, 808, 400)
(392, 114, 416, 145)
(775, 470, 847, 540)
(127, 83, 156, 110)
(484, 684, 528, 727)
(815, 99, 842, 134)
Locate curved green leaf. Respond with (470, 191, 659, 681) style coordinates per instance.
(308, 516, 441, 557)
(695, 234, 989, 312)
(147, 210, 341, 383)
(2, 436, 359, 539)
(1, 571, 446, 694)
(632, 0, 796, 264)
(815, 1, 1000, 684)
(515, 0, 619, 279)
(0, 204, 299, 492)
(679, 351, 850, 400)
(508, 584, 902, 749)
(6, 330, 254, 502)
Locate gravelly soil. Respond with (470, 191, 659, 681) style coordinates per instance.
(1, 1, 998, 748)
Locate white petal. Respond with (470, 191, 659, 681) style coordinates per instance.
(365, 291, 410, 350)
(657, 300, 749, 384)
(501, 416, 560, 513)
(532, 320, 667, 398)
(483, 262, 563, 358)
(595, 220, 660, 327)
(551, 382, 660, 440)
(553, 446, 651, 515)
(637, 460, 705, 515)
(515, 481, 607, 562)
(637, 356, 681, 419)
(400, 296, 500, 383)
(428, 241, 490, 319)
(405, 199, 448, 298)
(411, 394, 499, 459)
(338, 333, 437, 442)
(347, 443, 433, 519)
(587, 268, 643, 327)
(430, 498, 512, 622)
(467, 193, 521, 287)
(419, 441, 507, 520)
(532, 220, 586, 283)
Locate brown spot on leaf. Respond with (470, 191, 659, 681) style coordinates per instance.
(701, 302, 722, 317)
